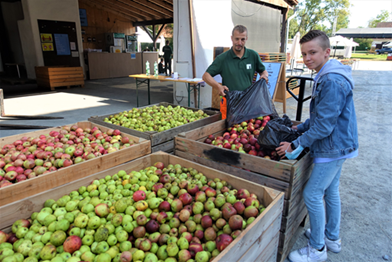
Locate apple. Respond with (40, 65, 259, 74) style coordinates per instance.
(216, 233, 233, 252)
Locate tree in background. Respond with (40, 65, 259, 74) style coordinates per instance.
(288, 0, 350, 38)
(368, 10, 391, 28)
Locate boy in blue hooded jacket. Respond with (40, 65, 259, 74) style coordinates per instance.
(276, 30, 358, 262)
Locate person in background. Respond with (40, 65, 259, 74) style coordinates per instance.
(276, 30, 358, 262)
(162, 40, 172, 76)
(158, 58, 165, 74)
(202, 25, 268, 96)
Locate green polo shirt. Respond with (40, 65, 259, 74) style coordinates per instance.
(206, 47, 265, 91)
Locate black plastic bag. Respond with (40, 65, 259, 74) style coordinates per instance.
(257, 116, 301, 151)
(225, 79, 279, 127)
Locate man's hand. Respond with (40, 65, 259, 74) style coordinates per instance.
(260, 70, 269, 83)
(218, 85, 229, 96)
(276, 142, 291, 157)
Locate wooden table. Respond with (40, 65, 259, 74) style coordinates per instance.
(129, 74, 205, 108)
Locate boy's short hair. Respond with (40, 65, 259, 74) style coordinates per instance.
(300, 30, 330, 50)
(166, 40, 170, 45)
(232, 25, 248, 36)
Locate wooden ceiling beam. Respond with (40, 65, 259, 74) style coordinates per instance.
(99, 0, 155, 20)
(130, 0, 172, 17)
(115, 0, 168, 18)
(133, 18, 173, 27)
(81, 0, 139, 22)
(141, 0, 173, 13)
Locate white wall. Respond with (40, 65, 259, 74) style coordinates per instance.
(173, 0, 283, 109)
(173, 0, 194, 107)
(17, 0, 84, 79)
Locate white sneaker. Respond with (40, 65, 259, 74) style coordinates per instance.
(305, 228, 342, 253)
(288, 243, 327, 262)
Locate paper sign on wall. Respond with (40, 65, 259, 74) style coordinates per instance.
(54, 34, 71, 55)
(40, 34, 53, 43)
(42, 43, 54, 51)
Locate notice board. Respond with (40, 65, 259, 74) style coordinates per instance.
(255, 62, 283, 100)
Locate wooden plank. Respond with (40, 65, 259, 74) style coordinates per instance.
(151, 139, 174, 153)
(36, 77, 84, 83)
(178, 119, 226, 139)
(280, 197, 306, 232)
(278, 205, 308, 259)
(237, 215, 282, 262)
(174, 150, 291, 199)
(254, 232, 280, 262)
(36, 73, 84, 79)
(175, 136, 293, 183)
(0, 121, 151, 207)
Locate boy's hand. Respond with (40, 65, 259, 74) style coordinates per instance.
(292, 125, 298, 130)
(276, 142, 292, 157)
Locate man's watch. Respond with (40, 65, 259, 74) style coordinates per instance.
(290, 143, 297, 151)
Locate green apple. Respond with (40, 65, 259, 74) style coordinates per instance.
(95, 253, 111, 262)
(94, 227, 109, 242)
(82, 234, 94, 246)
(95, 241, 109, 254)
(55, 219, 70, 232)
(79, 245, 90, 254)
(74, 214, 89, 228)
(104, 224, 115, 235)
(50, 231, 66, 246)
(87, 216, 101, 230)
(132, 250, 145, 261)
(64, 212, 75, 223)
(41, 232, 53, 244)
(107, 234, 118, 246)
(39, 244, 57, 260)
(119, 241, 132, 252)
(28, 245, 42, 259)
(115, 230, 128, 243)
(59, 252, 71, 261)
(69, 227, 81, 237)
(80, 251, 95, 262)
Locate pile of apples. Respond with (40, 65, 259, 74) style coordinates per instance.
(204, 115, 279, 160)
(0, 162, 265, 262)
(0, 125, 134, 188)
(103, 105, 209, 133)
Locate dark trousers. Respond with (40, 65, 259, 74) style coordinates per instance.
(164, 58, 171, 76)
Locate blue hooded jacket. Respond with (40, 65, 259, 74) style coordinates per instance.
(292, 59, 359, 158)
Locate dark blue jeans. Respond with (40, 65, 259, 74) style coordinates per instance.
(164, 58, 171, 76)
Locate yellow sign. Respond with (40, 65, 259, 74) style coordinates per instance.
(42, 43, 54, 51)
(40, 33, 53, 43)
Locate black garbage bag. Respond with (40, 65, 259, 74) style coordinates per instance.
(257, 116, 301, 151)
(225, 79, 279, 127)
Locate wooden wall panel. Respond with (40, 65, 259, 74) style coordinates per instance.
(88, 52, 143, 79)
(79, 1, 136, 51)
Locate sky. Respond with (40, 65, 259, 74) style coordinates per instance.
(348, 0, 392, 28)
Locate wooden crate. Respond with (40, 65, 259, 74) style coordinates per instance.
(35, 66, 84, 90)
(0, 121, 151, 207)
(0, 152, 284, 262)
(174, 120, 313, 261)
(88, 102, 221, 153)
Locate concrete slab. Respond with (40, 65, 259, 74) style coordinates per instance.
(0, 61, 391, 261)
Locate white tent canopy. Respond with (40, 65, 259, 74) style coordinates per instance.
(329, 35, 359, 47)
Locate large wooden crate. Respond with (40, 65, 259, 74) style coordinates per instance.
(174, 120, 313, 262)
(88, 102, 221, 153)
(35, 66, 84, 90)
(0, 121, 151, 207)
(0, 152, 284, 262)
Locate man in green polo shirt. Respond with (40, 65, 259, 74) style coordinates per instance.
(202, 25, 268, 96)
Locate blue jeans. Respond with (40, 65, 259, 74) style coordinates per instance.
(303, 159, 346, 249)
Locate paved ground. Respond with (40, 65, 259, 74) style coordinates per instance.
(0, 61, 391, 261)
